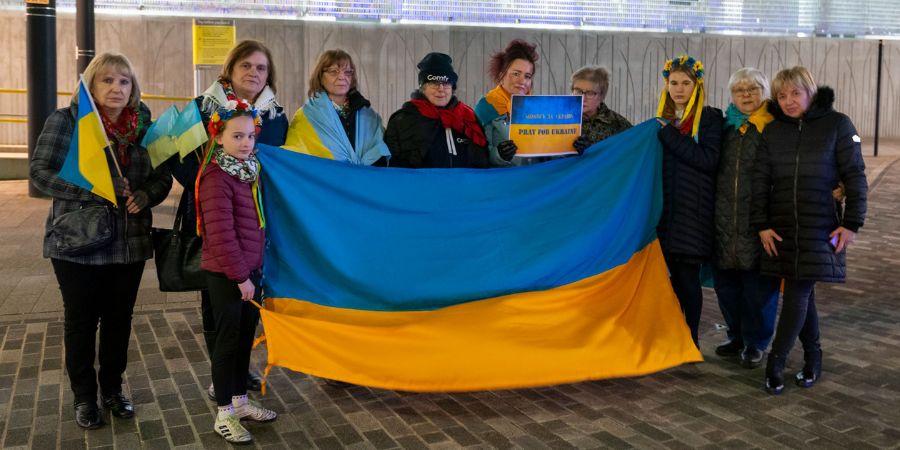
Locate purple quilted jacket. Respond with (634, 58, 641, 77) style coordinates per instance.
(197, 162, 264, 282)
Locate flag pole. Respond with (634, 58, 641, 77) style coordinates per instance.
(79, 75, 124, 179)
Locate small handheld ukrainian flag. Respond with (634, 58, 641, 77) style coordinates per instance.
(143, 101, 207, 168)
(58, 77, 118, 205)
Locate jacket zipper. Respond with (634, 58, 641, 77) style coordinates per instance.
(733, 133, 742, 264)
(793, 120, 802, 276)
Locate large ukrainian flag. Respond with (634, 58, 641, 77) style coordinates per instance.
(256, 120, 701, 392)
(58, 78, 117, 205)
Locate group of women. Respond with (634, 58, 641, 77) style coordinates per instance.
(30, 36, 867, 442)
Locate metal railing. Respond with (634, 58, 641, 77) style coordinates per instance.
(0, 88, 193, 124)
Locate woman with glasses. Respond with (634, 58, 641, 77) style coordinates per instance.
(384, 52, 488, 169)
(284, 49, 391, 166)
(569, 65, 632, 154)
(713, 68, 780, 369)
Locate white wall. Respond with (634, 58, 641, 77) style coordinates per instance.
(1, 11, 898, 145)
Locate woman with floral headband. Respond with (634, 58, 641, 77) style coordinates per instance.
(654, 55, 724, 348)
(196, 99, 277, 443)
(167, 40, 286, 397)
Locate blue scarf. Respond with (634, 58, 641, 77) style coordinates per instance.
(724, 103, 749, 130)
(304, 92, 390, 166)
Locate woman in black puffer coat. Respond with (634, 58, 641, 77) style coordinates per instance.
(655, 55, 723, 348)
(751, 67, 867, 395)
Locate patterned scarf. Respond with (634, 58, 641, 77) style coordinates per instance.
(410, 98, 487, 147)
(99, 106, 143, 167)
(214, 147, 260, 183)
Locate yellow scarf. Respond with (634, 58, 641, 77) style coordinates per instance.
(485, 85, 512, 117)
(742, 101, 774, 135)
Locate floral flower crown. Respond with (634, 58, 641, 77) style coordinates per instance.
(207, 95, 262, 138)
(662, 55, 705, 81)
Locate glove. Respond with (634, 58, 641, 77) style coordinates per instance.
(126, 191, 149, 214)
(112, 177, 132, 198)
(497, 140, 518, 162)
(573, 135, 593, 155)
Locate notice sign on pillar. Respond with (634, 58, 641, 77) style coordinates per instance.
(509, 95, 582, 157)
(192, 19, 236, 66)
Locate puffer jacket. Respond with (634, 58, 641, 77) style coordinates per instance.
(31, 102, 172, 265)
(384, 94, 489, 169)
(657, 106, 724, 261)
(750, 87, 867, 282)
(197, 162, 265, 282)
(715, 106, 771, 270)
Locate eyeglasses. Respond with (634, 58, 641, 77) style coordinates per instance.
(731, 86, 761, 96)
(323, 67, 355, 78)
(572, 88, 601, 98)
(425, 81, 453, 90)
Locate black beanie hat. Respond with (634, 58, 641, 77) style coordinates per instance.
(417, 52, 458, 89)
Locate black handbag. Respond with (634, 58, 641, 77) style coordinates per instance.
(152, 200, 206, 292)
(50, 203, 116, 256)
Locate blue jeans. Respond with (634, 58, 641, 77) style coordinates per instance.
(713, 269, 780, 351)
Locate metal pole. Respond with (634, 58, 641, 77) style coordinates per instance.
(26, 0, 57, 198)
(76, 0, 95, 75)
(874, 39, 883, 158)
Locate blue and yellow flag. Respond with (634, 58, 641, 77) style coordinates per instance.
(143, 101, 208, 168)
(256, 121, 701, 392)
(59, 78, 116, 205)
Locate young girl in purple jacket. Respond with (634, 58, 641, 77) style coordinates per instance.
(196, 99, 276, 444)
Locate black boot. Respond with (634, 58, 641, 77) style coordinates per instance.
(795, 349, 822, 388)
(765, 353, 786, 395)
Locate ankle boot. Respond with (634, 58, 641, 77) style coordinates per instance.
(795, 349, 822, 388)
(765, 353, 786, 395)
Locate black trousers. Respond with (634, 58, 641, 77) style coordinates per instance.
(52, 259, 145, 404)
(205, 271, 260, 407)
(666, 258, 702, 347)
(770, 279, 820, 358)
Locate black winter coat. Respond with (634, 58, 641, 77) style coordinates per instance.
(750, 87, 867, 282)
(657, 106, 724, 261)
(384, 94, 489, 169)
(715, 115, 768, 270)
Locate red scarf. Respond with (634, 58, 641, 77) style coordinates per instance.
(677, 112, 695, 136)
(410, 99, 487, 148)
(99, 106, 141, 167)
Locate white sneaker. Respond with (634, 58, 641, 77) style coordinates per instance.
(214, 410, 253, 444)
(234, 400, 277, 423)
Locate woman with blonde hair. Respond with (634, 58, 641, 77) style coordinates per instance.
(654, 54, 724, 348)
(31, 52, 172, 428)
(752, 66, 867, 394)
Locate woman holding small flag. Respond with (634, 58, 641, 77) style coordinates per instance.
(166, 39, 287, 398)
(30, 52, 172, 429)
(284, 49, 391, 165)
(384, 52, 489, 169)
(654, 55, 723, 348)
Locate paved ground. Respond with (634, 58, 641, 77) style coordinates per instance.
(0, 144, 898, 449)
